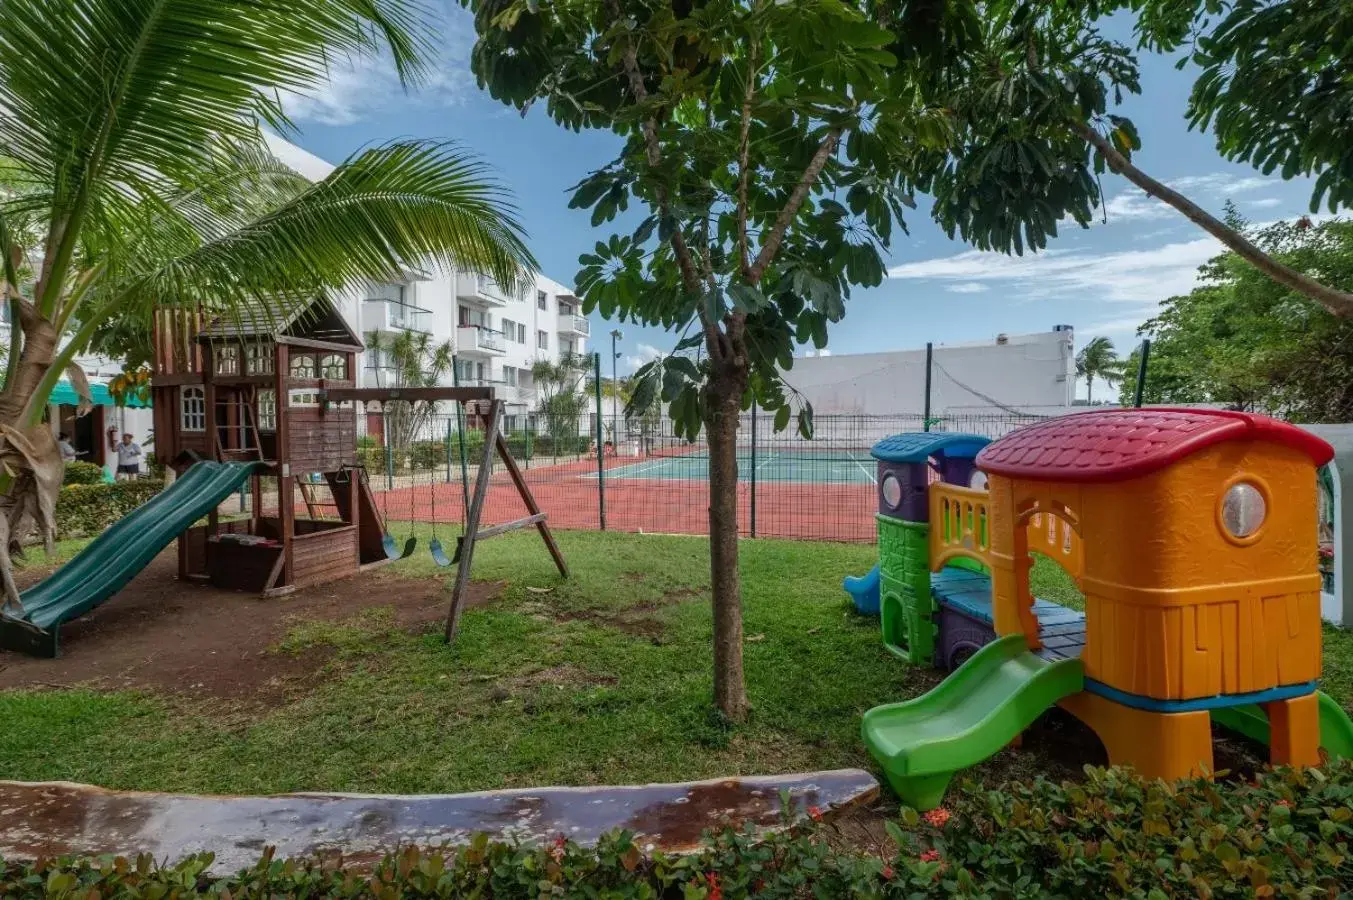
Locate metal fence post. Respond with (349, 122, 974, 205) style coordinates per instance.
(384, 410, 394, 492)
(1133, 339, 1152, 408)
(923, 342, 933, 432)
(594, 351, 606, 530)
(749, 405, 757, 538)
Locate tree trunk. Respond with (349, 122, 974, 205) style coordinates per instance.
(1087, 376, 1093, 405)
(1072, 121, 1353, 318)
(703, 355, 749, 723)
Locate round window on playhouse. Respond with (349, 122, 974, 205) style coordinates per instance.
(969, 470, 988, 491)
(1220, 479, 1267, 542)
(881, 472, 903, 509)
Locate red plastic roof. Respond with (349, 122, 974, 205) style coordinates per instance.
(976, 408, 1333, 483)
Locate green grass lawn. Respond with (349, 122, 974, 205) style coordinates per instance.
(1, 530, 1350, 798)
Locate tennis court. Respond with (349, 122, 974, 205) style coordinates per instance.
(595, 449, 878, 485)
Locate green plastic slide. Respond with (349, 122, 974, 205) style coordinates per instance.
(862, 634, 1085, 809)
(0, 460, 262, 657)
(1211, 692, 1353, 761)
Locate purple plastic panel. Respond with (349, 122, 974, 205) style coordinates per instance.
(939, 456, 977, 488)
(934, 602, 998, 671)
(878, 461, 930, 521)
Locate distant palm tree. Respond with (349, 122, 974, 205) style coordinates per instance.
(0, 0, 537, 605)
(1076, 337, 1122, 405)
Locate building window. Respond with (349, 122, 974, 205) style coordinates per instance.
(516, 323, 526, 343)
(559, 302, 573, 317)
(320, 354, 347, 379)
(562, 340, 575, 356)
(215, 344, 240, 375)
(537, 330, 548, 350)
(502, 366, 518, 387)
(181, 386, 205, 432)
(290, 354, 316, 378)
(257, 389, 277, 432)
(504, 415, 519, 432)
(245, 342, 273, 375)
(502, 318, 515, 339)
(537, 290, 548, 310)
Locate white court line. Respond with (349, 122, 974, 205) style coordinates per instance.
(576, 457, 687, 480)
(849, 454, 877, 485)
(753, 451, 778, 476)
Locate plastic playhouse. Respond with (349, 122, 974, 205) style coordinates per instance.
(848, 408, 1353, 809)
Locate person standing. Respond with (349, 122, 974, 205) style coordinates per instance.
(115, 432, 143, 480)
(57, 432, 79, 464)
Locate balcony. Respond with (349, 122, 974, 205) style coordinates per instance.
(458, 325, 507, 356)
(363, 297, 431, 334)
(558, 314, 590, 336)
(456, 274, 513, 307)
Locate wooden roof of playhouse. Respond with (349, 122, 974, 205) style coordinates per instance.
(197, 297, 363, 349)
(976, 408, 1334, 483)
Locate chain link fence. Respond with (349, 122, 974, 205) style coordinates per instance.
(357, 403, 1047, 543)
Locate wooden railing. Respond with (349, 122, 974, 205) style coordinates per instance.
(929, 483, 992, 571)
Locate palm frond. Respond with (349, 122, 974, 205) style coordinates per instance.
(0, 0, 438, 305)
(113, 140, 536, 322)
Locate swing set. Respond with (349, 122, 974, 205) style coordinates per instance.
(319, 385, 569, 640)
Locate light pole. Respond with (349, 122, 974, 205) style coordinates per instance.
(610, 329, 623, 450)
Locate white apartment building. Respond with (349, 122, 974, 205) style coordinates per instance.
(265, 134, 589, 429)
(335, 269, 588, 428)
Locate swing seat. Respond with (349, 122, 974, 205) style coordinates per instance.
(428, 537, 454, 568)
(383, 534, 418, 560)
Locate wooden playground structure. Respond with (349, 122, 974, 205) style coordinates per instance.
(151, 301, 567, 639)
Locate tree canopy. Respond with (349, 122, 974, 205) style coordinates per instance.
(1122, 215, 1353, 421)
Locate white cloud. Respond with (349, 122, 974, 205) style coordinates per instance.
(279, 3, 476, 125)
(626, 343, 663, 370)
(1100, 173, 1277, 224)
(1168, 174, 1269, 194)
(888, 236, 1224, 307)
(1247, 197, 1283, 209)
(946, 282, 989, 294)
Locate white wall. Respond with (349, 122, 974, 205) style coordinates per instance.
(786, 328, 1076, 417)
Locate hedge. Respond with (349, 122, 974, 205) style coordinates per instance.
(62, 461, 104, 485)
(55, 480, 162, 539)
(2, 763, 1351, 897)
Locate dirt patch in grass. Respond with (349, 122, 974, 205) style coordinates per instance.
(0, 551, 502, 705)
(552, 586, 704, 642)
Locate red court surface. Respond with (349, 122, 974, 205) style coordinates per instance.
(366, 456, 877, 542)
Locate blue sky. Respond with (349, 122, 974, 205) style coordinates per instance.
(279, 4, 1315, 395)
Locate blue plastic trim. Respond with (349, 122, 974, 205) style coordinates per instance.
(843, 564, 881, 615)
(870, 432, 991, 464)
(1083, 678, 1318, 712)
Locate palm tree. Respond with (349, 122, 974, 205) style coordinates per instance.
(1076, 337, 1122, 405)
(366, 329, 455, 456)
(0, 0, 536, 602)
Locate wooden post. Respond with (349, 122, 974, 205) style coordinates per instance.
(276, 342, 294, 588)
(496, 430, 568, 578)
(445, 399, 502, 642)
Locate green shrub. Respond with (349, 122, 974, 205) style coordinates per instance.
(897, 763, 1353, 897)
(3, 765, 1351, 897)
(408, 439, 448, 471)
(55, 481, 162, 538)
(62, 461, 104, 485)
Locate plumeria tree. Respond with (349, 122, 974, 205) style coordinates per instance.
(459, 0, 1077, 720)
(0, 0, 535, 606)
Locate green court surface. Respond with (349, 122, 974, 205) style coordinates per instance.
(600, 450, 878, 484)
